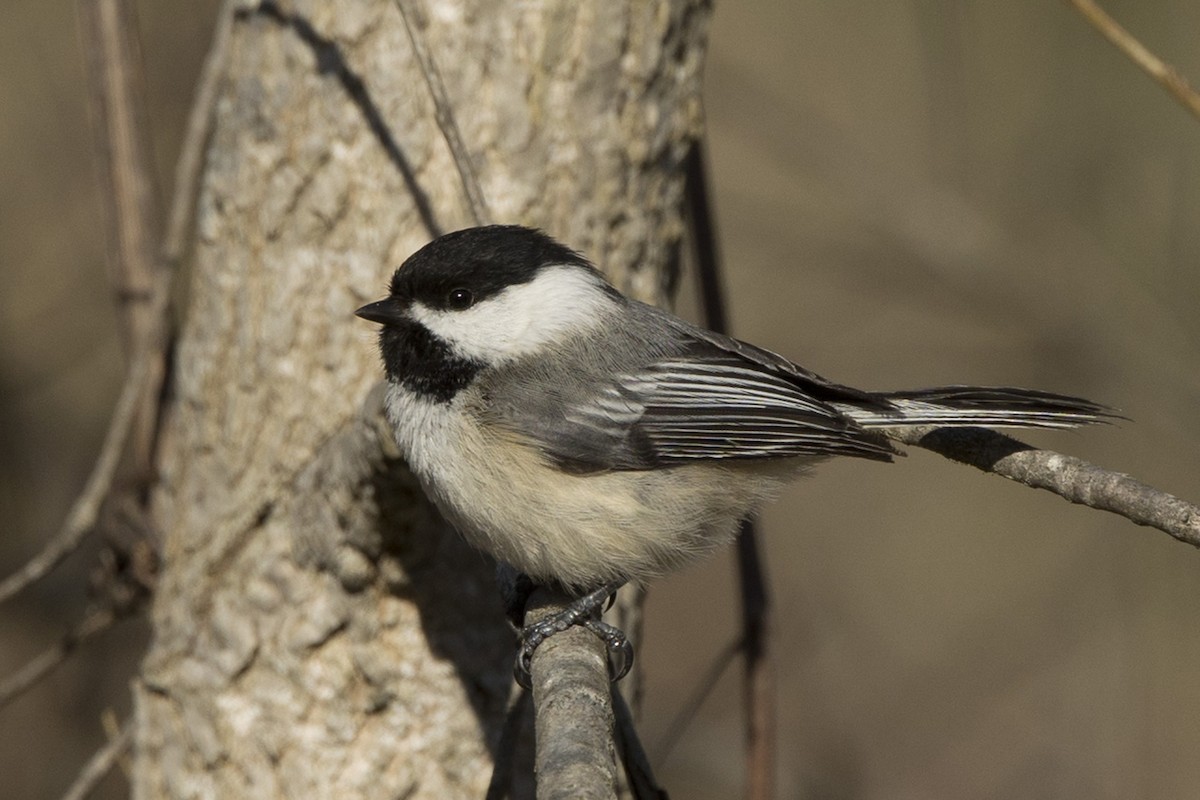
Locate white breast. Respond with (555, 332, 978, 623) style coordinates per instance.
(385, 383, 797, 590)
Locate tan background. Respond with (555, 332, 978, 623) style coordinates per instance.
(2, 2, 1198, 798)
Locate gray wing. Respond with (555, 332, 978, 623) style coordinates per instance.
(488, 309, 897, 473)
(565, 353, 895, 471)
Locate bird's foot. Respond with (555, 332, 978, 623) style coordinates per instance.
(513, 581, 633, 688)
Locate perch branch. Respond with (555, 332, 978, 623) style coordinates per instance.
(393, 0, 492, 225)
(60, 718, 134, 800)
(1064, 0, 1200, 122)
(887, 426, 1200, 548)
(527, 587, 618, 800)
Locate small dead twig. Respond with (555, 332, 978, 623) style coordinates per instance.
(0, 0, 234, 608)
(393, 0, 492, 226)
(0, 609, 120, 712)
(734, 524, 774, 800)
(162, 0, 239, 268)
(78, 0, 163, 487)
(614, 689, 669, 800)
(686, 138, 776, 800)
(77, 0, 161, 356)
(1064, 0, 1200, 122)
(654, 638, 740, 764)
(0, 355, 147, 607)
(484, 685, 531, 800)
(129, 0, 239, 490)
(252, 0, 443, 238)
(60, 717, 134, 800)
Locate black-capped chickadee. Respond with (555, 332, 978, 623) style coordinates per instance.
(357, 225, 1109, 680)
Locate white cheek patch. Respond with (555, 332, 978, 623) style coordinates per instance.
(408, 265, 618, 362)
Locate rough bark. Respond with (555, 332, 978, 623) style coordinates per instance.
(133, 1, 708, 797)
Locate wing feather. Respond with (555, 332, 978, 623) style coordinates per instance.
(555, 351, 895, 471)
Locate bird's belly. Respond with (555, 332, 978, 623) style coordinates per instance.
(387, 386, 789, 589)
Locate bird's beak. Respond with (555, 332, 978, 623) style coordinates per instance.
(355, 297, 406, 326)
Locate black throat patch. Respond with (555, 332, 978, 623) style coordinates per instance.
(379, 319, 483, 403)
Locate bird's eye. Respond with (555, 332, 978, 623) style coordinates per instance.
(446, 288, 474, 310)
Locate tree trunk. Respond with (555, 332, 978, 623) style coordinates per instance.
(133, 1, 709, 796)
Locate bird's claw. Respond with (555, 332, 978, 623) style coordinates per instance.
(513, 616, 634, 689)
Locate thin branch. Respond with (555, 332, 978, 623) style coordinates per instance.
(654, 637, 740, 764)
(613, 689, 669, 800)
(60, 718, 134, 800)
(161, 0, 239, 268)
(129, 0, 237, 490)
(685, 138, 776, 800)
(1064, 0, 1200, 122)
(253, 0, 443, 238)
(78, 0, 166, 487)
(77, 0, 161, 354)
(127, 0, 238, 491)
(887, 425, 1200, 548)
(99, 709, 134, 779)
(735, 523, 774, 800)
(485, 685, 531, 800)
(3, 0, 236, 607)
(0, 609, 119, 712)
(527, 587, 618, 800)
(0, 355, 148, 606)
(393, 0, 492, 226)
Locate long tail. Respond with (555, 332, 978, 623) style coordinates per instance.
(834, 386, 1116, 429)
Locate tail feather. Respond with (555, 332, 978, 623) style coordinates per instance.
(836, 386, 1117, 430)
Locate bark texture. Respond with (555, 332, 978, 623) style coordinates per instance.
(134, 1, 708, 797)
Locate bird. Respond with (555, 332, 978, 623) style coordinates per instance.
(356, 224, 1110, 682)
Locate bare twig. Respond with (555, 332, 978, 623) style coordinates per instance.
(485, 685, 531, 800)
(735, 523, 774, 800)
(129, 0, 238, 491)
(130, 0, 237, 490)
(393, 0, 492, 226)
(99, 709, 134, 778)
(685, 138, 776, 800)
(0, 609, 119, 712)
(527, 587, 618, 800)
(613, 689, 669, 800)
(0, 355, 148, 606)
(77, 0, 161, 354)
(60, 718, 134, 800)
(888, 426, 1200, 548)
(1064, 0, 1200, 122)
(2, 0, 235, 608)
(78, 0, 164, 486)
(253, 1, 443, 238)
(654, 638, 740, 764)
(162, 0, 239, 268)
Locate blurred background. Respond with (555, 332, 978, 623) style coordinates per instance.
(2, 2, 1197, 798)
